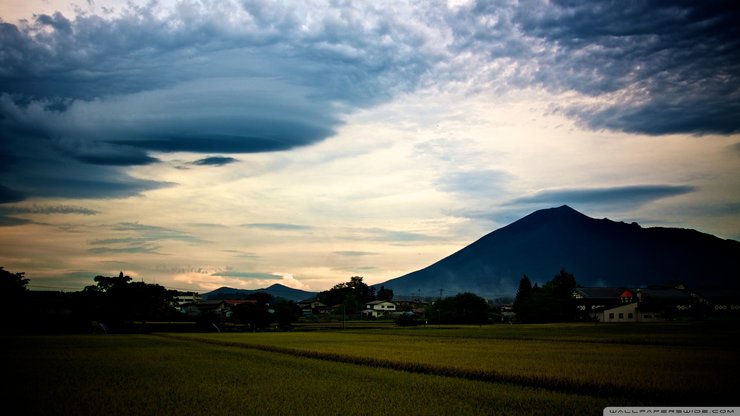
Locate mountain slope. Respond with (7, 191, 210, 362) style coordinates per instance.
(375, 205, 740, 299)
(202, 283, 317, 302)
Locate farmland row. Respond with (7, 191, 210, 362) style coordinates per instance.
(3, 334, 614, 415)
(157, 329, 739, 404)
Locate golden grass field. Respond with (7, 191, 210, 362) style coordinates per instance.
(4, 322, 739, 415)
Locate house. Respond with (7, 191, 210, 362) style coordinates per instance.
(361, 300, 396, 318)
(174, 291, 200, 306)
(597, 302, 664, 322)
(297, 299, 331, 316)
(600, 302, 638, 322)
(194, 299, 255, 318)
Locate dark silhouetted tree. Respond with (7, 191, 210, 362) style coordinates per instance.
(0, 267, 30, 332)
(513, 274, 532, 314)
(0, 267, 29, 295)
(514, 269, 579, 323)
(232, 301, 271, 331)
(428, 293, 489, 324)
(83, 272, 174, 328)
(272, 299, 302, 328)
(318, 276, 375, 314)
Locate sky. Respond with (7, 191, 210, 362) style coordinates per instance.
(1, 0, 739, 295)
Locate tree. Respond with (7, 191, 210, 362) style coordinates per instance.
(93, 271, 131, 292)
(84, 272, 174, 328)
(0, 267, 30, 332)
(0, 267, 29, 296)
(548, 268, 576, 299)
(232, 301, 271, 331)
(428, 293, 490, 324)
(513, 274, 532, 313)
(272, 299, 302, 328)
(318, 276, 375, 314)
(514, 269, 579, 323)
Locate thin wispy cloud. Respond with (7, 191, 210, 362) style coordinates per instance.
(334, 251, 379, 257)
(511, 185, 697, 209)
(241, 223, 312, 231)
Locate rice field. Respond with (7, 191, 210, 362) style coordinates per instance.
(4, 322, 738, 415)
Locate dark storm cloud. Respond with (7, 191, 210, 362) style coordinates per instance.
(192, 156, 239, 166)
(509, 0, 740, 135)
(0, 1, 445, 201)
(442, 0, 739, 135)
(2, 1, 737, 204)
(0, 184, 25, 203)
(511, 184, 696, 208)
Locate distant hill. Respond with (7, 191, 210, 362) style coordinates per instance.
(375, 205, 740, 299)
(202, 283, 317, 302)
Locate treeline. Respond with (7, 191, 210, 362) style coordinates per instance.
(316, 276, 393, 314)
(513, 268, 580, 323)
(0, 267, 185, 333)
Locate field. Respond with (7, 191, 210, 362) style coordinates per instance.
(4, 322, 739, 415)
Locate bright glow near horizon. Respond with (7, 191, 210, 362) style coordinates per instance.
(1, 1, 738, 294)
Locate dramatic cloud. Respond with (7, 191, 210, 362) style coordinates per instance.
(509, 0, 740, 135)
(1, 1, 737, 202)
(1, 1, 738, 294)
(0, 184, 26, 203)
(0, 1, 447, 201)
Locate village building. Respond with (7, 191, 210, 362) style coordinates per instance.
(189, 299, 255, 319)
(573, 285, 697, 322)
(297, 299, 332, 316)
(361, 300, 397, 318)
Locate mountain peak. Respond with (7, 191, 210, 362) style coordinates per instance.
(539, 204, 585, 217)
(375, 206, 740, 298)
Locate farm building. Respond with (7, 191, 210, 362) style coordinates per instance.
(574, 285, 697, 322)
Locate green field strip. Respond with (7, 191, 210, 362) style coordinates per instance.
(155, 332, 730, 404)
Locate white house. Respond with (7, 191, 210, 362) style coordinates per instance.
(598, 302, 664, 323)
(599, 303, 638, 322)
(362, 300, 396, 318)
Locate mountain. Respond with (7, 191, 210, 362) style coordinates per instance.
(202, 283, 317, 302)
(375, 205, 740, 299)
